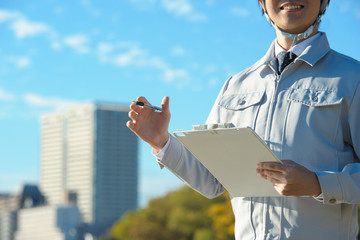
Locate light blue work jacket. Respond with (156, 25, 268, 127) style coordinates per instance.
(158, 32, 360, 240)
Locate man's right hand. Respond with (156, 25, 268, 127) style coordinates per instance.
(127, 96, 171, 152)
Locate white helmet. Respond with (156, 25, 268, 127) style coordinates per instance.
(320, 0, 330, 15)
(263, 0, 330, 45)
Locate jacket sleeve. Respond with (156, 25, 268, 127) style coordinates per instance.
(156, 77, 232, 199)
(316, 80, 360, 205)
(157, 135, 226, 199)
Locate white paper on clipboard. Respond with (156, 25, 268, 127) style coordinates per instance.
(173, 127, 281, 197)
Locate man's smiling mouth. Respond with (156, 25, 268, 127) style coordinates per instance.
(280, 5, 304, 10)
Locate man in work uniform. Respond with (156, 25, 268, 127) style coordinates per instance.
(127, 0, 360, 239)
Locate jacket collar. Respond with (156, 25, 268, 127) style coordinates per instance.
(251, 32, 331, 73)
(298, 32, 330, 66)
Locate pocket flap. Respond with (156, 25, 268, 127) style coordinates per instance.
(288, 89, 343, 107)
(219, 91, 265, 110)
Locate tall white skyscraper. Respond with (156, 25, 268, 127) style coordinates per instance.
(40, 102, 138, 234)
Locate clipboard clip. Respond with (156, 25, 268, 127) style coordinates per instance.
(174, 123, 236, 137)
(192, 123, 235, 131)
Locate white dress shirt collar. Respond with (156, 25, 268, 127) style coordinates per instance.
(275, 32, 321, 57)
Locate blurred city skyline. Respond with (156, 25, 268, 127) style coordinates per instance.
(1, 0, 360, 207)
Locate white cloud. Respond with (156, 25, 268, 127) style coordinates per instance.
(0, 88, 16, 101)
(1, 9, 63, 56)
(230, 6, 251, 18)
(0, 9, 22, 23)
(113, 46, 148, 66)
(128, 0, 207, 21)
(161, 0, 207, 22)
(6, 56, 31, 68)
(1, 9, 52, 39)
(161, 0, 192, 15)
(1, 8, 91, 56)
(10, 18, 51, 38)
(96, 41, 190, 87)
(24, 94, 79, 111)
(63, 34, 90, 54)
(171, 45, 186, 56)
(163, 68, 188, 83)
(98, 42, 166, 68)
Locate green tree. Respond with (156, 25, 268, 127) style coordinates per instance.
(103, 186, 235, 240)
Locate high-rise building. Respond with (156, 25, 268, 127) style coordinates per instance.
(40, 102, 138, 234)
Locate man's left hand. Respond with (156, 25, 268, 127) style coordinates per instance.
(256, 160, 321, 197)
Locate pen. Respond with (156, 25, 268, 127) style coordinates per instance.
(132, 101, 162, 111)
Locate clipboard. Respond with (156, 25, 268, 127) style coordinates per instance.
(173, 126, 281, 197)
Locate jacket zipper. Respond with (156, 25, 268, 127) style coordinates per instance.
(264, 66, 280, 142)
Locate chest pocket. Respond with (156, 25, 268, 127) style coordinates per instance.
(285, 88, 344, 169)
(218, 91, 265, 128)
(218, 91, 265, 110)
(288, 88, 343, 107)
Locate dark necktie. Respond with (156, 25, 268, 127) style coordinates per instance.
(277, 51, 297, 73)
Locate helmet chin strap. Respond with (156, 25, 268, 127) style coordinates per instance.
(264, 10, 322, 58)
(270, 16, 320, 44)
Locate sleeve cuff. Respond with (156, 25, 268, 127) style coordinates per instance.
(152, 136, 171, 160)
(316, 171, 343, 204)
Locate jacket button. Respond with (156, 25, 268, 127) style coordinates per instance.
(312, 96, 318, 102)
(239, 99, 246, 105)
(329, 198, 336, 204)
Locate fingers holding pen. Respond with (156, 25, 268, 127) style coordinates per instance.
(127, 95, 166, 131)
(128, 96, 154, 121)
(127, 109, 140, 133)
(128, 109, 139, 121)
(127, 98, 145, 133)
(128, 101, 141, 125)
(127, 96, 171, 151)
(129, 102, 142, 113)
(130, 96, 149, 113)
(137, 96, 150, 105)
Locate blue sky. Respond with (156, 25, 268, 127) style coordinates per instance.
(1, 0, 360, 207)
